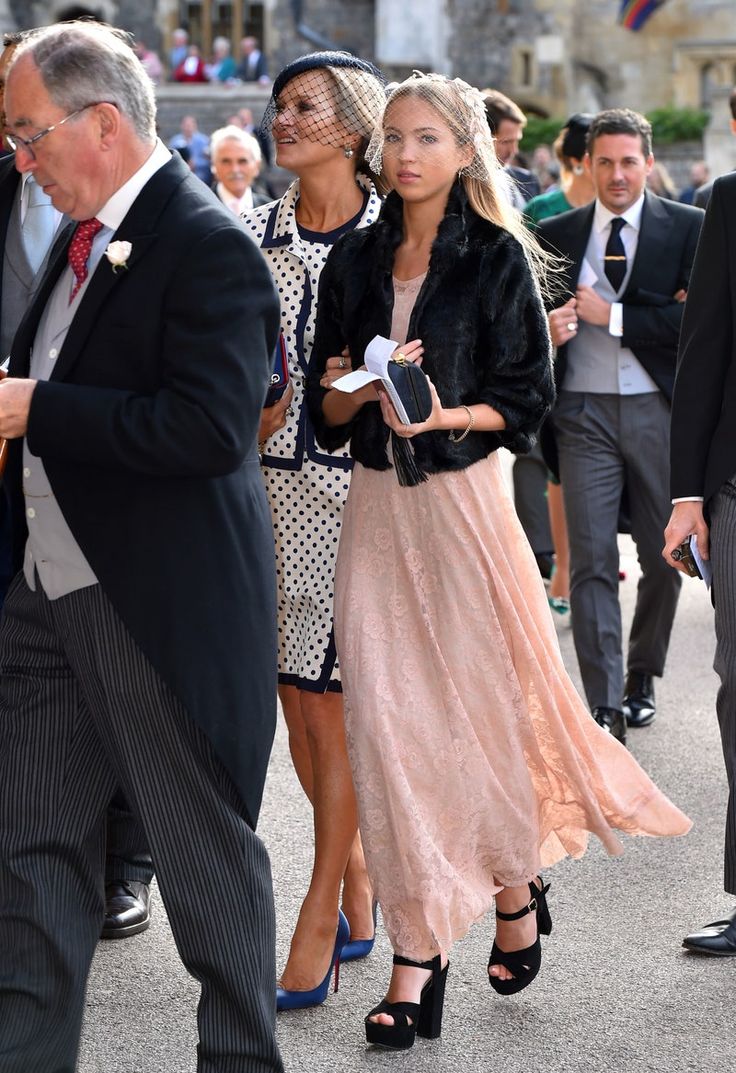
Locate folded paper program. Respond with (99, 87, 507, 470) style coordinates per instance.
(332, 335, 432, 424)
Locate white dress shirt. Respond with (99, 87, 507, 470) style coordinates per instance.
(216, 182, 254, 217)
(590, 193, 645, 338)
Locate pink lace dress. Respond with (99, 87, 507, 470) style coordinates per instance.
(333, 274, 691, 962)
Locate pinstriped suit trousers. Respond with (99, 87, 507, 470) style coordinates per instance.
(0, 575, 283, 1073)
(710, 476, 736, 896)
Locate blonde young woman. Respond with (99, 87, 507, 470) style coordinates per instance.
(308, 73, 690, 1049)
(243, 52, 386, 1010)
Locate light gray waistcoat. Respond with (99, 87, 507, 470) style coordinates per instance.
(563, 228, 658, 395)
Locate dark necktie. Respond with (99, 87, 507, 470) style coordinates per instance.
(604, 217, 627, 293)
(68, 217, 104, 302)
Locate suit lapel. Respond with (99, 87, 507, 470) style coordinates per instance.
(50, 230, 158, 381)
(566, 203, 595, 290)
(38, 155, 189, 383)
(624, 191, 670, 297)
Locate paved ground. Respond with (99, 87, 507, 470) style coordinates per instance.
(78, 527, 732, 1073)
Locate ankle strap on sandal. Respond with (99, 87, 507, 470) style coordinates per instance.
(496, 879, 550, 922)
(392, 953, 442, 971)
(496, 897, 537, 922)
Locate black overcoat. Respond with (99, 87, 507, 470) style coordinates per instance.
(7, 152, 280, 828)
(671, 172, 736, 509)
(307, 183, 554, 473)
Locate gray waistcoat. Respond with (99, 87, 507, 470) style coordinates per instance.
(1, 189, 37, 359)
(22, 259, 104, 599)
(563, 228, 659, 395)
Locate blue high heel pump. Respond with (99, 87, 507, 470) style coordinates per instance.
(276, 909, 350, 1011)
(341, 900, 378, 963)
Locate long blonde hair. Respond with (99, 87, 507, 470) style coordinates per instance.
(369, 73, 556, 293)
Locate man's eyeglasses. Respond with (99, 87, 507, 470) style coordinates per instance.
(5, 102, 103, 158)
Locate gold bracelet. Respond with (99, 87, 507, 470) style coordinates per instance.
(448, 404, 474, 443)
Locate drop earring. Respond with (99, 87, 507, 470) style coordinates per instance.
(573, 164, 584, 176)
(344, 145, 354, 158)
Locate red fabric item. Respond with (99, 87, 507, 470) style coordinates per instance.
(68, 218, 104, 301)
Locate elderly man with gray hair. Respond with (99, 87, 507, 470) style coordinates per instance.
(210, 124, 271, 214)
(0, 20, 283, 1073)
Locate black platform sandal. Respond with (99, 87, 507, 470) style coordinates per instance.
(365, 953, 448, 1050)
(488, 877, 552, 996)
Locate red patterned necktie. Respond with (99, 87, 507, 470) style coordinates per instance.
(68, 217, 104, 302)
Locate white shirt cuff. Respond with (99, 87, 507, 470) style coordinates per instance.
(608, 302, 623, 337)
(671, 496, 704, 503)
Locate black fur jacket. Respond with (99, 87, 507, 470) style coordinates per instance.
(306, 182, 554, 477)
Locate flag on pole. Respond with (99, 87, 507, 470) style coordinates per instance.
(619, 0, 666, 31)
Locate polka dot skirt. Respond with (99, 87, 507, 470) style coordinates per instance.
(244, 178, 382, 691)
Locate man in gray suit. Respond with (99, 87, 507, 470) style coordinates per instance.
(538, 109, 703, 744)
(0, 28, 154, 942)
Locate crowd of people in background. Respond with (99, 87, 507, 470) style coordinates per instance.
(2, 17, 736, 1073)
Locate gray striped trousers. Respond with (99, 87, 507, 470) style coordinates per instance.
(0, 574, 283, 1073)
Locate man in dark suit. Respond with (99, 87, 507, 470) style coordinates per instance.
(236, 35, 269, 84)
(0, 21, 283, 1072)
(0, 29, 154, 943)
(664, 173, 736, 954)
(482, 88, 541, 207)
(538, 109, 703, 744)
(482, 88, 552, 578)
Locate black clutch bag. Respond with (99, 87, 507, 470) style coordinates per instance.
(385, 357, 432, 424)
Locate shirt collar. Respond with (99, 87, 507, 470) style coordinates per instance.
(270, 173, 379, 243)
(96, 139, 171, 231)
(216, 182, 253, 214)
(594, 191, 645, 235)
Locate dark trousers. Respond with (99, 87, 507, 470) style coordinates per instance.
(710, 476, 736, 895)
(554, 391, 681, 710)
(0, 575, 282, 1073)
(0, 505, 152, 886)
(105, 787, 154, 885)
(512, 441, 553, 558)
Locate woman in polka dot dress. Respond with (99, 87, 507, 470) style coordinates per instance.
(243, 52, 385, 1009)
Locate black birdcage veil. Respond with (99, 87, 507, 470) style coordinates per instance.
(366, 71, 506, 188)
(262, 54, 387, 153)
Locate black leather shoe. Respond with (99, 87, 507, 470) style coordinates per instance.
(100, 880, 151, 939)
(683, 909, 736, 956)
(623, 671, 656, 728)
(592, 706, 627, 745)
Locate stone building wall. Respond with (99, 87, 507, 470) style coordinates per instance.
(267, 0, 376, 73)
(12, 0, 162, 50)
(445, 0, 554, 97)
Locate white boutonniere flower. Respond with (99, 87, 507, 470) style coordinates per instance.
(105, 240, 132, 274)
